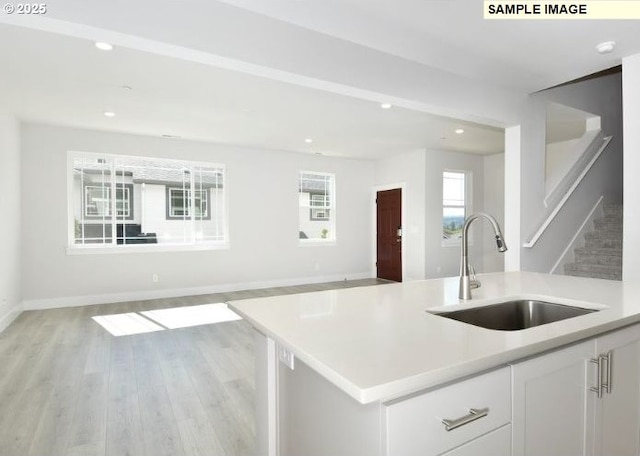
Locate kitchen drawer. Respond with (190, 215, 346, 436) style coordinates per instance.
(384, 367, 511, 456)
(441, 424, 511, 456)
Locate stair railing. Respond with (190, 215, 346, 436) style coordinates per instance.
(523, 135, 612, 248)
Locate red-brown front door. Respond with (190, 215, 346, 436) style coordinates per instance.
(377, 188, 402, 282)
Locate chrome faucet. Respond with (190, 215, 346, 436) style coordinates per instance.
(459, 213, 507, 300)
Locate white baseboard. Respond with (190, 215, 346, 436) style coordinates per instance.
(0, 303, 23, 334)
(22, 272, 373, 311)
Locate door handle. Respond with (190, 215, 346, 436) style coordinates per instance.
(590, 357, 603, 398)
(602, 351, 612, 394)
(590, 352, 613, 398)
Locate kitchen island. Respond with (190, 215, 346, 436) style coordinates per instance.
(229, 272, 640, 456)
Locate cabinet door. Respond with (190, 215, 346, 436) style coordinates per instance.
(594, 325, 640, 456)
(512, 341, 595, 456)
(441, 424, 511, 456)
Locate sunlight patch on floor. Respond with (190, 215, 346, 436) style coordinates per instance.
(141, 303, 241, 329)
(92, 312, 165, 336)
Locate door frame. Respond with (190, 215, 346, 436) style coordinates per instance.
(371, 183, 406, 281)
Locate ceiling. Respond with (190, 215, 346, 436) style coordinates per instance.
(2, 1, 638, 159)
(0, 24, 504, 159)
(215, 0, 640, 93)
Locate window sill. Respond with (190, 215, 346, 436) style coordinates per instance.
(298, 239, 337, 247)
(67, 242, 230, 255)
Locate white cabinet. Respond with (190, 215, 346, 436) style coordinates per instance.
(593, 325, 640, 456)
(512, 340, 594, 456)
(384, 367, 511, 456)
(512, 324, 640, 456)
(257, 324, 640, 456)
(441, 425, 511, 456)
(272, 354, 511, 456)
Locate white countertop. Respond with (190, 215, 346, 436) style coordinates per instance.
(229, 272, 640, 404)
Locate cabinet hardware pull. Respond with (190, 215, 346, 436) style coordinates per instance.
(602, 351, 612, 394)
(590, 357, 603, 398)
(441, 408, 489, 431)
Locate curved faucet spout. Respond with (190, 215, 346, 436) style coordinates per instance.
(459, 213, 508, 300)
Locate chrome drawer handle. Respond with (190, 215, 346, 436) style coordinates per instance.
(441, 407, 489, 431)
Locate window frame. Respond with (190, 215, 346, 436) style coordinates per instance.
(83, 183, 134, 220)
(442, 170, 469, 247)
(309, 193, 330, 221)
(298, 171, 336, 244)
(165, 187, 211, 220)
(67, 151, 228, 253)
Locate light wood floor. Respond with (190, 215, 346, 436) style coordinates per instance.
(0, 278, 388, 456)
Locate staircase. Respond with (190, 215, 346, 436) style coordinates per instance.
(564, 204, 623, 280)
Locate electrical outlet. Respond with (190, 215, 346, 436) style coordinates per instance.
(152, 274, 159, 283)
(278, 345, 295, 370)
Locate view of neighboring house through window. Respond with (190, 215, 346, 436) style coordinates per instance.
(84, 184, 133, 219)
(70, 152, 226, 248)
(166, 187, 210, 220)
(310, 193, 329, 220)
(443, 171, 466, 244)
(299, 171, 335, 241)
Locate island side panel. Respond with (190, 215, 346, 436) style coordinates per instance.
(278, 355, 383, 456)
(255, 331, 278, 456)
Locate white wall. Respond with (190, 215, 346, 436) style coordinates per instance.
(374, 148, 504, 280)
(483, 153, 505, 273)
(374, 149, 426, 280)
(623, 54, 640, 281)
(504, 126, 522, 271)
(520, 72, 623, 273)
(0, 111, 22, 331)
(545, 137, 584, 194)
(21, 123, 375, 307)
(424, 149, 488, 278)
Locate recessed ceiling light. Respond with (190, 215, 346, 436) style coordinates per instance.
(95, 41, 114, 51)
(103, 111, 116, 117)
(455, 128, 465, 134)
(305, 138, 313, 144)
(380, 103, 392, 109)
(595, 41, 615, 54)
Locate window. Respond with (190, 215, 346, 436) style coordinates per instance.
(443, 171, 466, 244)
(299, 172, 335, 241)
(84, 183, 133, 220)
(166, 188, 210, 220)
(310, 194, 329, 220)
(69, 152, 226, 249)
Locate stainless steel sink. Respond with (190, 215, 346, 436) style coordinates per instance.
(428, 299, 598, 331)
